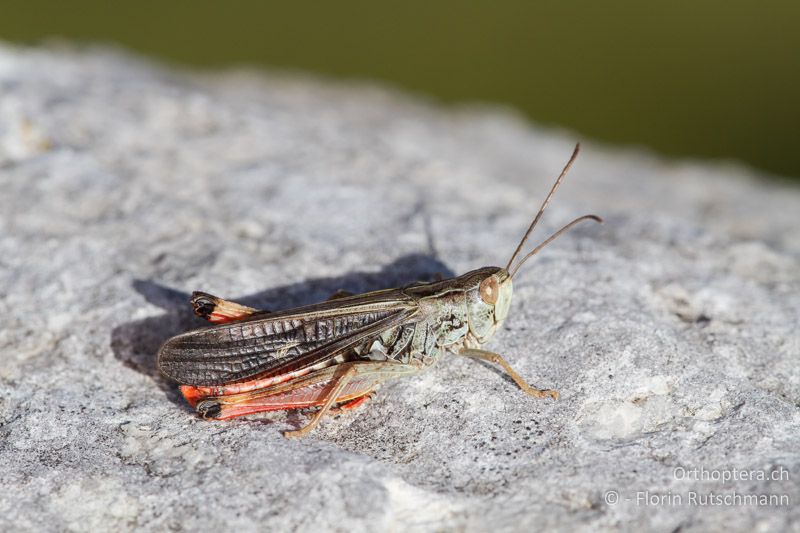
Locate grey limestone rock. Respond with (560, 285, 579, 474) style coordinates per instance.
(0, 43, 798, 532)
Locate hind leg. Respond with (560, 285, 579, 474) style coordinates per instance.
(327, 289, 355, 300)
(190, 291, 267, 324)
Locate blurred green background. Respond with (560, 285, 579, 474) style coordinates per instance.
(2, 1, 798, 178)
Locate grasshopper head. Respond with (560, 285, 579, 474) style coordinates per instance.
(463, 145, 602, 346)
(464, 267, 513, 345)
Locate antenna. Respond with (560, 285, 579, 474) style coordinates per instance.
(508, 214, 602, 278)
(505, 143, 581, 272)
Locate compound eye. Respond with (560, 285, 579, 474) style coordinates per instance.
(479, 276, 499, 305)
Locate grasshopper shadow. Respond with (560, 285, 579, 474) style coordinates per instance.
(109, 253, 454, 410)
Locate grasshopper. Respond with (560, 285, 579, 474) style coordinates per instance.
(157, 144, 601, 438)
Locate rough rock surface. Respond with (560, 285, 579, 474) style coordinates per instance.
(1, 43, 798, 532)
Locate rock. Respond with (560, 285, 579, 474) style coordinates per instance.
(1, 43, 798, 532)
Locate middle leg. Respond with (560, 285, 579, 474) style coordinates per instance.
(284, 364, 359, 438)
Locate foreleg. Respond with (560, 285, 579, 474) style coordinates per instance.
(458, 348, 559, 400)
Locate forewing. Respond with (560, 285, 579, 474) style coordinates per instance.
(158, 293, 418, 386)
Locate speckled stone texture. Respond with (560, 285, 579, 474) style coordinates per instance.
(1, 43, 798, 532)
